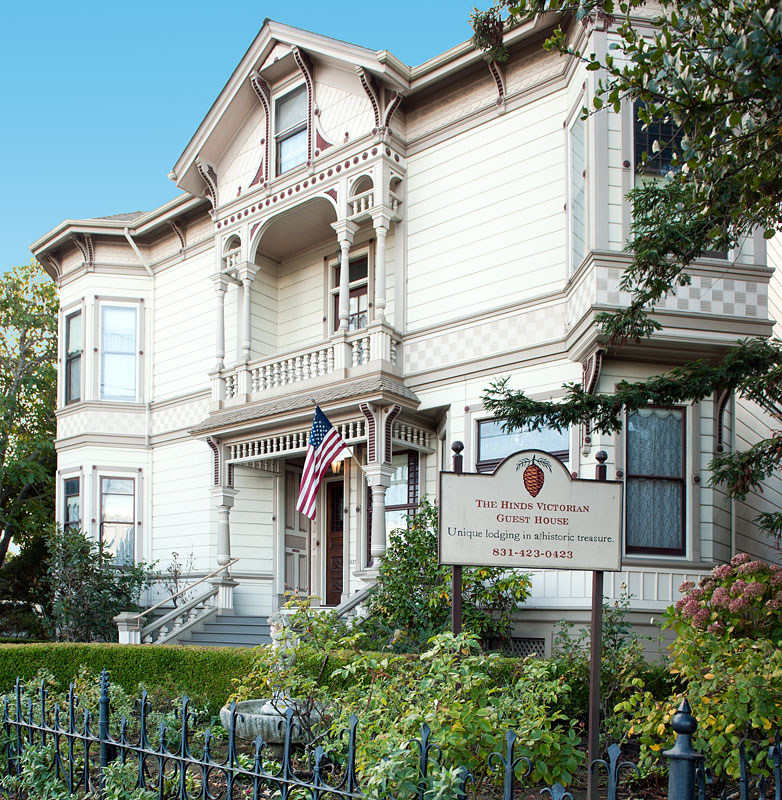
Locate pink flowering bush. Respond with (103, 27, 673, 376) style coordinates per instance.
(671, 553, 782, 641)
(615, 554, 782, 782)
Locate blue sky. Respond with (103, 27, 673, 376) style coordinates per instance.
(1, 1, 476, 271)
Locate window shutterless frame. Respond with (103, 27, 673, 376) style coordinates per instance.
(99, 304, 138, 402)
(64, 310, 83, 405)
(99, 476, 136, 566)
(63, 477, 80, 532)
(275, 84, 308, 176)
(475, 419, 569, 474)
(624, 406, 686, 557)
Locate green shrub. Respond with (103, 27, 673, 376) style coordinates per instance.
(362, 499, 532, 651)
(0, 642, 255, 715)
(617, 554, 782, 780)
(550, 591, 677, 745)
(48, 527, 157, 642)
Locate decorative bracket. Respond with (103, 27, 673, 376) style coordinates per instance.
(249, 70, 271, 188)
(357, 67, 382, 129)
(486, 60, 506, 108)
(715, 388, 731, 453)
(71, 234, 94, 271)
(195, 155, 218, 212)
(581, 348, 604, 453)
(292, 47, 315, 166)
(168, 219, 186, 255)
(46, 253, 61, 279)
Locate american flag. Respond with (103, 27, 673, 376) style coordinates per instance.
(296, 406, 351, 520)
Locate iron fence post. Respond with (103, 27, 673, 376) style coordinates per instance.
(98, 669, 111, 795)
(664, 699, 704, 800)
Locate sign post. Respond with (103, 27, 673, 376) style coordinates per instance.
(439, 447, 622, 791)
(451, 441, 464, 636)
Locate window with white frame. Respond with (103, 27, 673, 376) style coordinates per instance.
(476, 420, 569, 474)
(569, 112, 587, 272)
(99, 476, 136, 566)
(63, 477, 80, 532)
(366, 450, 420, 567)
(625, 407, 686, 556)
(100, 305, 137, 402)
(275, 84, 308, 175)
(331, 254, 369, 332)
(64, 310, 82, 405)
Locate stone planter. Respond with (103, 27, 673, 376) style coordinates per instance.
(219, 696, 323, 755)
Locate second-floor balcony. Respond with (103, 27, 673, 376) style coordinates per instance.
(216, 323, 401, 406)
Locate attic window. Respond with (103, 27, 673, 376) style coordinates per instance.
(275, 84, 307, 175)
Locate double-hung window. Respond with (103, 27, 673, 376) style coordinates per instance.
(100, 477, 135, 566)
(476, 420, 569, 474)
(625, 407, 686, 556)
(275, 84, 308, 175)
(100, 305, 137, 402)
(63, 477, 80, 532)
(331, 255, 369, 332)
(64, 310, 82, 404)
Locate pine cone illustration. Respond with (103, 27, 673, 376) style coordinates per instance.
(516, 455, 552, 498)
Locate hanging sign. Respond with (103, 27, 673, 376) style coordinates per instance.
(439, 449, 622, 571)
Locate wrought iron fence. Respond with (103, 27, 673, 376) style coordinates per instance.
(1, 673, 780, 800)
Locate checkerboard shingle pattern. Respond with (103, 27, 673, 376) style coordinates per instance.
(404, 304, 566, 373)
(57, 408, 146, 440)
(595, 267, 768, 318)
(151, 398, 211, 436)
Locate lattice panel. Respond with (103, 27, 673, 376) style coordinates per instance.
(505, 637, 546, 658)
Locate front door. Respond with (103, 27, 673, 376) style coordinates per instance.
(325, 483, 344, 606)
(284, 468, 310, 594)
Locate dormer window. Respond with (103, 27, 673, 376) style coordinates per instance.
(275, 84, 308, 175)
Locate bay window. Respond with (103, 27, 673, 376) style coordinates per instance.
(625, 407, 686, 556)
(100, 305, 137, 402)
(100, 476, 135, 566)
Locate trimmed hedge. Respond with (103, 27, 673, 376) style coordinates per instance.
(0, 643, 256, 714)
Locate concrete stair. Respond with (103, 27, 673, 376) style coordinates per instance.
(181, 614, 271, 648)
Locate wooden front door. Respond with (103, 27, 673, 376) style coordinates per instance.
(325, 483, 344, 606)
(284, 469, 310, 594)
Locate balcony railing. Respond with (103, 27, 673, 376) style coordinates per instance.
(219, 325, 401, 402)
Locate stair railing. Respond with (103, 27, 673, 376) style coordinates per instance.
(116, 558, 240, 645)
(333, 585, 372, 621)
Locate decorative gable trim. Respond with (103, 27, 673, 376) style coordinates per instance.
(249, 70, 271, 189)
(195, 156, 218, 212)
(357, 67, 382, 129)
(292, 47, 315, 166)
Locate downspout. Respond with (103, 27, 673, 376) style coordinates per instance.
(124, 228, 155, 567)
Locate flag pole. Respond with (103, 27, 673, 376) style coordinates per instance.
(310, 399, 367, 475)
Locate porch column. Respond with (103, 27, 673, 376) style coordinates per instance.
(211, 274, 228, 371)
(366, 465, 394, 559)
(360, 402, 402, 564)
(371, 211, 393, 324)
(238, 262, 259, 363)
(211, 486, 238, 566)
(332, 220, 358, 333)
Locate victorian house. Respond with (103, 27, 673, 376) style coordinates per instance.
(32, 14, 781, 650)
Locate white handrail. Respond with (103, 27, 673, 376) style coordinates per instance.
(130, 558, 240, 624)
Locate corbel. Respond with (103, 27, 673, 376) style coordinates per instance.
(195, 156, 219, 212)
(357, 67, 382, 129)
(248, 70, 271, 188)
(292, 47, 315, 165)
(486, 60, 506, 110)
(46, 253, 62, 279)
(168, 219, 186, 255)
(206, 436, 222, 486)
(581, 348, 604, 453)
(383, 90, 403, 129)
(71, 234, 94, 271)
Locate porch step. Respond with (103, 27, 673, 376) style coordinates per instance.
(182, 614, 272, 648)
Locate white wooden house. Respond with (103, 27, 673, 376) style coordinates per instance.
(31, 15, 781, 650)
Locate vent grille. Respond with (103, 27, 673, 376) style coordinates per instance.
(505, 637, 546, 658)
